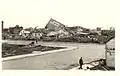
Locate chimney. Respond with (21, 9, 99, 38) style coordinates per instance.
(1, 21, 4, 31)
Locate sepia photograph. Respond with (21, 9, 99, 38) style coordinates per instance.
(1, 0, 115, 72)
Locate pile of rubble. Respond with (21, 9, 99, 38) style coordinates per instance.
(70, 59, 114, 71)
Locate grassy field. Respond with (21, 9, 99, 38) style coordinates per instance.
(2, 43, 66, 58)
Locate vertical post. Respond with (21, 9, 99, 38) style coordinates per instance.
(1, 21, 4, 32)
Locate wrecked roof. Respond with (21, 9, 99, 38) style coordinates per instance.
(45, 18, 65, 30)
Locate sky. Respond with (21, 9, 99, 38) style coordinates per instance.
(0, 0, 116, 29)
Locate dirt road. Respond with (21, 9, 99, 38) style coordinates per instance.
(2, 40, 105, 70)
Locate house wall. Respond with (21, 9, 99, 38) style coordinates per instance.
(106, 49, 115, 68)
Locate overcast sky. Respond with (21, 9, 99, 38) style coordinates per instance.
(0, 0, 116, 29)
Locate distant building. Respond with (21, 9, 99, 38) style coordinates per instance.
(45, 18, 65, 31)
(47, 29, 69, 37)
(47, 31, 58, 37)
(45, 18, 91, 38)
(105, 38, 115, 68)
(19, 30, 30, 38)
(31, 32, 42, 39)
(19, 28, 43, 39)
(45, 18, 69, 37)
(65, 26, 89, 36)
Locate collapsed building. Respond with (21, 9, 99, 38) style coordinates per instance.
(45, 18, 65, 31)
(45, 18, 70, 37)
(45, 18, 90, 38)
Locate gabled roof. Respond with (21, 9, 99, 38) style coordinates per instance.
(21, 30, 30, 33)
(106, 38, 115, 50)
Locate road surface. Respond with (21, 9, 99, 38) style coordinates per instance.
(2, 40, 105, 70)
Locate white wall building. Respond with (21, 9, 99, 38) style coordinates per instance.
(19, 30, 30, 38)
(105, 38, 115, 68)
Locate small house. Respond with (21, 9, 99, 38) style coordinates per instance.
(19, 30, 30, 38)
(105, 38, 115, 68)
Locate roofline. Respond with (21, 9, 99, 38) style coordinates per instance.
(105, 37, 115, 44)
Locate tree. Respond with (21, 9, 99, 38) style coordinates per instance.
(9, 25, 23, 34)
(110, 27, 115, 30)
(96, 27, 101, 31)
